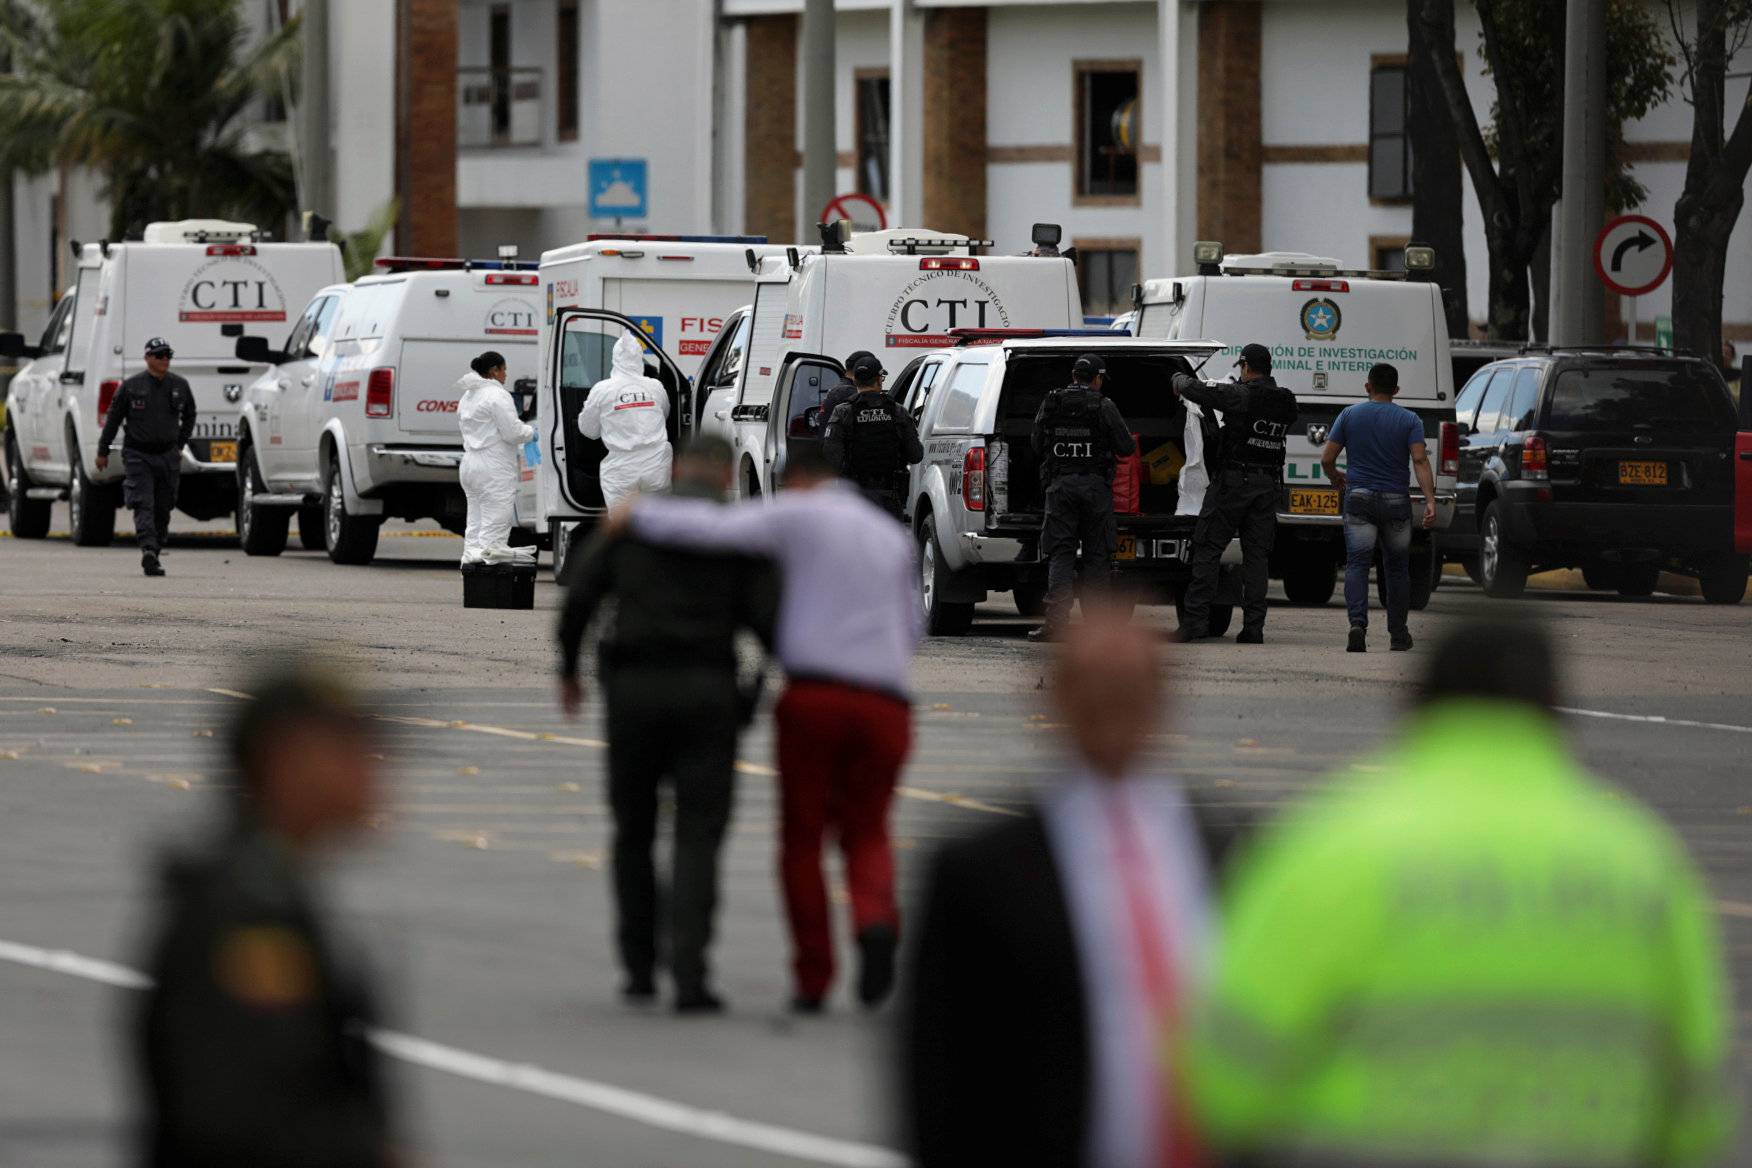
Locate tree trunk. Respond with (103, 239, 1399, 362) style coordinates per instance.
(1485, 224, 1532, 341)
(1673, 196, 1740, 362)
(1529, 213, 1551, 343)
(1407, 0, 1470, 338)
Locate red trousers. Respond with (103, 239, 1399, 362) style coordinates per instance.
(773, 680, 912, 1000)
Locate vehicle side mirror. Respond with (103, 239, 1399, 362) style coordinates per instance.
(1455, 422, 1470, 438)
(235, 335, 287, 365)
(0, 332, 42, 360)
(220, 323, 245, 338)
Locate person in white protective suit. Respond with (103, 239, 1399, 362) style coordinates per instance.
(456, 351, 535, 564)
(579, 332, 672, 507)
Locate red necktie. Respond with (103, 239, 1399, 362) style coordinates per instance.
(1108, 795, 1205, 1168)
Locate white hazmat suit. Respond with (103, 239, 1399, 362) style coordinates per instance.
(456, 371, 536, 564)
(578, 333, 672, 507)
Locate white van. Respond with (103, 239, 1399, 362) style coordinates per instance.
(0, 221, 343, 545)
(232, 257, 543, 564)
(536, 234, 792, 554)
(1133, 245, 1459, 607)
(698, 228, 1082, 502)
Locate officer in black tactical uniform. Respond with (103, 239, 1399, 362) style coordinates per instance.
(1028, 353, 1135, 643)
(823, 353, 923, 519)
(557, 435, 778, 1013)
(96, 336, 196, 577)
(136, 662, 397, 1168)
(1171, 342, 1299, 644)
(820, 349, 876, 421)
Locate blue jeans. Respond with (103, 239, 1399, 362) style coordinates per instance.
(1343, 488, 1412, 634)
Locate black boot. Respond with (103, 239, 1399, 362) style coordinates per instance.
(856, 923, 898, 1009)
(142, 552, 165, 578)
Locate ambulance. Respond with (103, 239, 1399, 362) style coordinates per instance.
(698, 226, 1082, 502)
(535, 234, 793, 562)
(0, 221, 343, 545)
(1132, 244, 1459, 607)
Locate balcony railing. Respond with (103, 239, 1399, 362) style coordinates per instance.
(458, 66, 544, 149)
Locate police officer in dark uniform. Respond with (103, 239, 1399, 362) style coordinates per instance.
(557, 435, 778, 1012)
(96, 336, 196, 577)
(820, 349, 876, 421)
(1172, 342, 1299, 644)
(136, 662, 396, 1168)
(823, 353, 923, 520)
(1029, 353, 1135, 643)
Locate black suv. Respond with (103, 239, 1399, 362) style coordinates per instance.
(1440, 348, 1747, 604)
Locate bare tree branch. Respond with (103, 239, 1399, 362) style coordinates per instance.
(1415, 0, 1505, 222)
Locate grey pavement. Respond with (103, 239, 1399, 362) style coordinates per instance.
(2, 506, 1749, 1166)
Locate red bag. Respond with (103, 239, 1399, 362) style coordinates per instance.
(1112, 432, 1142, 515)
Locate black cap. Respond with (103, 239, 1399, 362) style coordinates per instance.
(1234, 343, 1271, 373)
(851, 353, 886, 383)
(1072, 352, 1106, 377)
(143, 337, 173, 357)
(844, 350, 875, 373)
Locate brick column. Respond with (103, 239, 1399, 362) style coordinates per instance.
(744, 15, 799, 244)
(398, 0, 458, 257)
(921, 8, 987, 237)
(1195, 1, 1260, 254)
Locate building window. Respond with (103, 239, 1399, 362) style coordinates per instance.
(1368, 59, 1411, 201)
(1075, 62, 1140, 201)
(489, 4, 512, 140)
(556, 1, 579, 141)
(1370, 234, 1410, 272)
(1075, 240, 1141, 318)
(855, 71, 891, 203)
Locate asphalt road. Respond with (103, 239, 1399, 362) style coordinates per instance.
(3, 506, 1749, 1167)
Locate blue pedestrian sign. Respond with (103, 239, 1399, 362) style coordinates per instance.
(588, 158, 648, 220)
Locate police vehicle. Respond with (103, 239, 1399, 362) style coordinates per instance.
(698, 225, 1082, 503)
(1, 222, 343, 544)
(230, 255, 542, 564)
(1133, 244, 1459, 608)
(535, 234, 793, 570)
(879, 331, 1241, 635)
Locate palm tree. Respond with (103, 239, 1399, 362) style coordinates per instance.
(0, 0, 301, 240)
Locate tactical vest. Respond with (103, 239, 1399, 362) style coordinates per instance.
(843, 393, 906, 487)
(1039, 386, 1112, 479)
(1217, 377, 1298, 470)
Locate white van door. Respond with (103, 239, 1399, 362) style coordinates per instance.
(48, 266, 104, 481)
(765, 353, 844, 487)
(549, 307, 691, 513)
(693, 307, 752, 439)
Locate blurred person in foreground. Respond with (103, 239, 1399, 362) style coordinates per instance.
(904, 603, 1223, 1168)
(136, 663, 396, 1168)
(556, 436, 778, 1013)
(1187, 614, 1732, 1168)
(605, 443, 919, 1012)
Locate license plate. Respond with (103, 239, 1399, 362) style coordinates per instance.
(207, 440, 237, 464)
(1115, 534, 1137, 561)
(1618, 460, 1667, 486)
(1289, 486, 1340, 515)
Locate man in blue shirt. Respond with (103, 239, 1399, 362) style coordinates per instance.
(1319, 363, 1436, 653)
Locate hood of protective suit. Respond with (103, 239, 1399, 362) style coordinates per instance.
(612, 332, 647, 378)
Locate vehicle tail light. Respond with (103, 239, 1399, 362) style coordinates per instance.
(1522, 432, 1549, 481)
(921, 257, 979, 271)
(206, 244, 257, 256)
(98, 379, 121, 422)
(1734, 433, 1751, 554)
(1291, 278, 1349, 293)
(366, 368, 395, 418)
(485, 272, 538, 286)
(1438, 421, 1460, 476)
(657, 255, 695, 262)
(962, 446, 987, 511)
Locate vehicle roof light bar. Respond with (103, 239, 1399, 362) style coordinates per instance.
(373, 257, 539, 272)
(885, 236, 997, 256)
(585, 233, 769, 244)
(1221, 265, 1410, 281)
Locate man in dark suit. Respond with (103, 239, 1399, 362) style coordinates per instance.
(902, 603, 1230, 1168)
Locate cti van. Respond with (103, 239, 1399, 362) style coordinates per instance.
(697, 225, 1082, 502)
(0, 221, 343, 545)
(231, 255, 544, 565)
(1133, 244, 1459, 609)
(535, 234, 793, 562)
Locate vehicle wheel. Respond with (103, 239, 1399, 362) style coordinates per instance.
(1615, 564, 1659, 598)
(1479, 502, 1528, 598)
(297, 504, 327, 551)
(1581, 562, 1621, 592)
(1206, 604, 1235, 638)
(236, 447, 289, 557)
(1011, 583, 1047, 618)
(1282, 558, 1336, 606)
(5, 433, 51, 539)
(918, 516, 973, 636)
(323, 461, 380, 565)
(1697, 558, 1748, 605)
(551, 519, 581, 583)
(68, 451, 116, 547)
